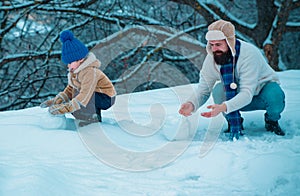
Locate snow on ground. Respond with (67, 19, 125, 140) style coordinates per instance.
(0, 70, 300, 196)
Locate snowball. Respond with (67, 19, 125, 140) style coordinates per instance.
(39, 113, 67, 130)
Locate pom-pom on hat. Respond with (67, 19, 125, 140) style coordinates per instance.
(60, 30, 89, 64)
(205, 19, 236, 56)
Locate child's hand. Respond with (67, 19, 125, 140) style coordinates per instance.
(40, 99, 55, 108)
(40, 92, 69, 108)
(49, 99, 80, 115)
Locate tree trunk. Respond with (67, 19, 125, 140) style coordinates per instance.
(265, 0, 293, 71)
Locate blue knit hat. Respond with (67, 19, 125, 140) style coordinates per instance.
(60, 30, 89, 64)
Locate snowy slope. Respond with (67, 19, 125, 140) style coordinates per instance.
(0, 70, 300, 196)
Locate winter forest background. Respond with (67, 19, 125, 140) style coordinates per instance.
(1, 0, 300, 111)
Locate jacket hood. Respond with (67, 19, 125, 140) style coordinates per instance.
(73, 52, 100, 74)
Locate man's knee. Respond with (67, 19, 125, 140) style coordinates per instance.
(212, 82, 225, 104)
(262, 82, 285, 116)
(264, 82, 285, 106)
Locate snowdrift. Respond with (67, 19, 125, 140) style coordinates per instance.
(0, 70, 300, 195)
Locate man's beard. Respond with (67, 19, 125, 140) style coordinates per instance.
(213, 50, 232, 65)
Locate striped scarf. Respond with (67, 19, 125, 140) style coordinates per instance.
(220, 40, 241, 140)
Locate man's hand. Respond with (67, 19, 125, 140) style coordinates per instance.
(179, 102, 195, 117)
(201, 103, 227, 118)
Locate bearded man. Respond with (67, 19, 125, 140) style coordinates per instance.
(179, 19, 285, 140)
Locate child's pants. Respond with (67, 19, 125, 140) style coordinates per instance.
(72, 92, 115, 121)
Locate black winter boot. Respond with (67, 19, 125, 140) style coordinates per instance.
(96, 112, 102, 122)
(224, 117, 244, 135)
(265, 119, 285, 136)
(78, 113, 102, 127)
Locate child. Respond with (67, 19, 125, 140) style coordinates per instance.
(41, 30, 116, 126)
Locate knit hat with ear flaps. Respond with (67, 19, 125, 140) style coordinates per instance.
(205, 19, 236, 56)
(60, 30, 89, 64)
